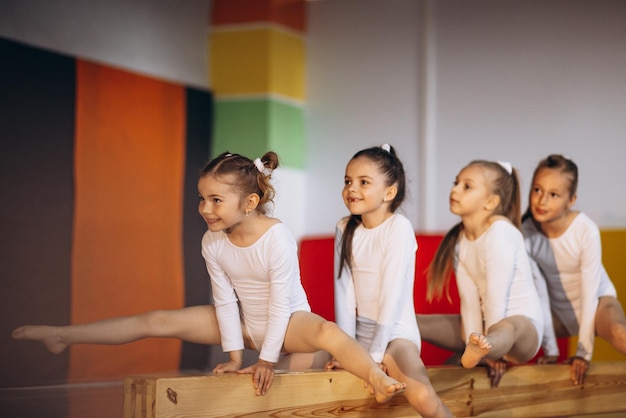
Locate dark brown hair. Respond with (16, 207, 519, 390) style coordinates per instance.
(338, 145, 406, 277)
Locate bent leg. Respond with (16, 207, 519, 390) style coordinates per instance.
(12, 305, 221, 354)
(283, 311, 405, 404)
(416, 314, 465, 352)
(384, 339, 452, 418)
(462, 315, 538, 368)
(596, 296, 626, 354)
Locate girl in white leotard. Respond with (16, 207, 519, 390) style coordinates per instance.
(330, 144, 452, 418)
(417, 160, 543, 388)
(13, 151, 406, 401)
(522, 154, 626, 385)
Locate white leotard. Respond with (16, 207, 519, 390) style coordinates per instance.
(455, 220, 543, 354)
(522, 213, 617, 361)
(334, 214, 421, 363)
(201, 223, 310, 363)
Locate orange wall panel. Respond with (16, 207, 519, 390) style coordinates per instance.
(71, 61, 186, 380)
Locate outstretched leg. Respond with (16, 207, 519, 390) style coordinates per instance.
(384, 339, 452, 418)
(283, 311, 406, 404)
(12, 305, 222, 353)
(596, 296, 626, 354)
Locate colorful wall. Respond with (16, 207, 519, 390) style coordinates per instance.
(1, 37, 214, 388)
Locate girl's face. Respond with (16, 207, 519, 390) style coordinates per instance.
(529, 167, 575, 224)
(449, 164, 495, 217)
(342, 157, 393, 223)
(198, 174, 246, 233)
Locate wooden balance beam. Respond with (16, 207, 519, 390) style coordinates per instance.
(124, 362, 626, 417)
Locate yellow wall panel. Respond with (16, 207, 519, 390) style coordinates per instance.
(569, 229, 626, 361)
(211, 27, 304, 100)
(270, 29, 305, 99)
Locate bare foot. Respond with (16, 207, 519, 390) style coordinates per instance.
(12, 325, 68, 354)
(461, 332, 492, 368)
(369, 372, 406, 404)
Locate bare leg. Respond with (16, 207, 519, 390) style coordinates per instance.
(384, 339, 452, 418)
(12, 305, 221, 353)
(461, 315, 539, 368)
(283, 311, 406, 404)
(275, 350, 331, 371)
(416, 314, 465, 352)
(596, 296, 626, 354)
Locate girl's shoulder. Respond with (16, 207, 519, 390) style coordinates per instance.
(564, 212, 600, 238)
(336, 216, 350, 231)
(259, 220, 293, 242)
(488, 216, 516, 231)
(570, 211, 597, 228)
(485, 218, 522, 240)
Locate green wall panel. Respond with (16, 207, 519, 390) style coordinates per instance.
(213, 98, 304, 169)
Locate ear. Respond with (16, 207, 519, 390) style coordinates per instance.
(567, 193, 577, 209)
(485, 194, 501, 211)
(383, 185, 398, 203)
(244, 193, 260, 213)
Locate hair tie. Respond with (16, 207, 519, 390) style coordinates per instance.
(254, 158, 272, 176)
(497, 161, 513, 175)
(381, 144, 391, 152)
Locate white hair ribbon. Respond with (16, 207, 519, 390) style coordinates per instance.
(497, 161, 513, 175)
(254, 158, 272, 176)
(381, 144, 391, 152)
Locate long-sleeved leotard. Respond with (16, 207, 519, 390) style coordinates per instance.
(455, 220, 543, 354)
(522, 213, 617, 361)
(201, 222, 310, 363)
(334, 214, 421, 363)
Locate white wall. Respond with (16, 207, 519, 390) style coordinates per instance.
(2, 0, 625, 238)
(431, 0, 626, 231)
(306, 0, 421, 236)
(0, 0, 210, 88)
(306, 0, 626, 235)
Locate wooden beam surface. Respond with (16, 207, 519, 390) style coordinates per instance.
(124, 362, 626, 417)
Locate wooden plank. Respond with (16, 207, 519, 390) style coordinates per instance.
(124, 362, 626, 418)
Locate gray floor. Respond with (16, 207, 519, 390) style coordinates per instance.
(0, 382, 124, 418)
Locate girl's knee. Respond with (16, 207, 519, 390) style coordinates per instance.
(140, 310, 172, 335)
(318, 319, 342, 339)
(406, 382, 441, 416)
(609, 321, 626, 341)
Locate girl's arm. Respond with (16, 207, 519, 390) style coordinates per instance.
(575, 219, 603, 361)
(206, 260, 245, 358)
(369, 218, 416, 362)
(483, 224, 516, 331)
(529, 258, 560, 358)
(260, 227, 299, 363)
(202, 235, 245, 363)
(455, 267, 482, 342)
(334, 223, 356, 340)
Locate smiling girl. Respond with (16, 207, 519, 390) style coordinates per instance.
(13, 151, 407, 402)
(329, 145, 452, 417)
(522, 154, 626, 385)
